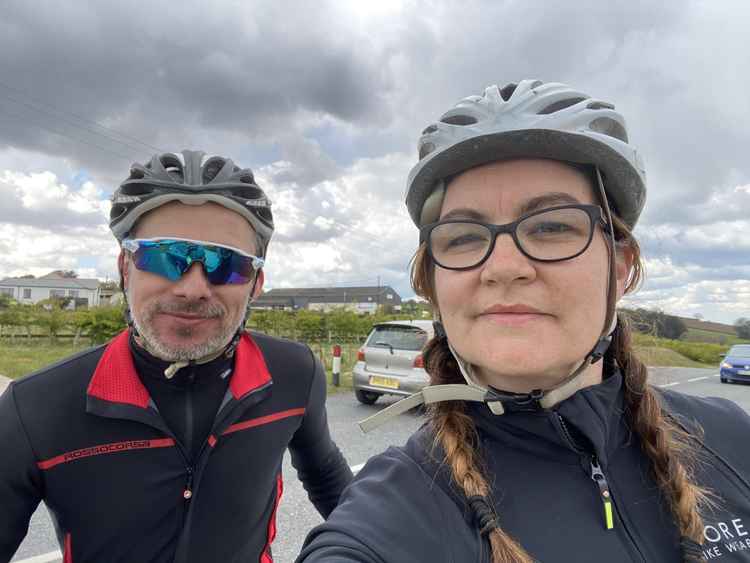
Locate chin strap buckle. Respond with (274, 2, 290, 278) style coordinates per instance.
(590, 334, 613, 364)
(485, 387, 545, 413)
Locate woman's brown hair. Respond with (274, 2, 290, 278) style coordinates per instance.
(411, 199, 711, 562)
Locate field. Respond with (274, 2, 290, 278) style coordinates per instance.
(682, 327, 750, 346)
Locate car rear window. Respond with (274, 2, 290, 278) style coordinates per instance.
(729, 345, 750, 358)
(367, 326, 428, 351)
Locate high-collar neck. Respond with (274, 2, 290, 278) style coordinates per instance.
(468, 370, 629, 468)
(128, 333, 234, 387)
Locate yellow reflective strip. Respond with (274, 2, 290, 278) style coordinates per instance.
(604, 501, 614, 530)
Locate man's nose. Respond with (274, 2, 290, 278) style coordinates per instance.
(173, 262, 213, 299)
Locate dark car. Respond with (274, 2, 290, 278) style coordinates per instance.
(720, 344, 750, 384)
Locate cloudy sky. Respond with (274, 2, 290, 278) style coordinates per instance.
(0, 0, 748, 324)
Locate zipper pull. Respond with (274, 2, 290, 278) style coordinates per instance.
(183, 467, 194, 500)
(590, 457, 614, 530)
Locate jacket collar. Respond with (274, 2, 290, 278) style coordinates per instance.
(468, 370, 629, 467)
(87, 329, 272, 409)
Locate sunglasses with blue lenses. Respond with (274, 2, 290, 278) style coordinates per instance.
(122, 238, 264, 285)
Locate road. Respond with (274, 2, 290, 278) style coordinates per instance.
(9, 367, 750, 563)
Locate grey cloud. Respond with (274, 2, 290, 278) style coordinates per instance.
(264, 137, 342, 188)
(0, 0, 395, 176)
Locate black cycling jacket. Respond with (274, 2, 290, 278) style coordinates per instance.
(299, 372, 750, 563)
(0, 329, 352, 563)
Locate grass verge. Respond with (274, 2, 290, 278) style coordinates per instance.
(0, 338, 363, 391)
(0, 341, 93, 379)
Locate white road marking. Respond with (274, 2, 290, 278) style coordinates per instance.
(656, 373, 720, 388)
(687, 376, 709, 383)
(14, 551, 62, 563)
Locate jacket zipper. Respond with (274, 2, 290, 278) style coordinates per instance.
(184, 466, 194, 500)
(589, 456, 614, 530)
(554, 413, 646, 561)
(555, 415, 615, 529)
(172, 380, 272, 563)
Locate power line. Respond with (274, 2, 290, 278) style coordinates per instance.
(0, 80, 164, 155)
(0, 91, 154, 157)
(0, 104, 137, 162)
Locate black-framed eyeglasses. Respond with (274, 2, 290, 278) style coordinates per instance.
(421, 204, 608, 271)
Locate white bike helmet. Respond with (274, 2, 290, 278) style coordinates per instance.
(406, 80, 646, 231)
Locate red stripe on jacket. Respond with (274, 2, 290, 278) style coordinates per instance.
(37, 438, 176, 470)
(260, 473, 283, 563)
(63, 532, 72, 563)
(208, 408, 306, 447)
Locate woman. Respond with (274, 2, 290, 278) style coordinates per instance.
(298, 81, 750, 563)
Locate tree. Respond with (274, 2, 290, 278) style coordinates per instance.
(660, 315, 687, 340)
(78, 306, 127, 344)
(0, 304, 23, 342)
(735, 318, 750, 340)
(0, 293, 14, 309)
(622, 307, 686, 340)
(34, 299, 73, 343)
(47, 270, 78, 278)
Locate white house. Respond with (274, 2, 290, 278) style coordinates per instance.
(0, 274, 102, 308)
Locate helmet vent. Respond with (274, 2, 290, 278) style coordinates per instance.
(419, 142, 436, 159)
(499, 83, 518, 101)
(538, 97, 586, 115)
(230, 185, 265, 201)
(128, 167, 145, 180)
(440, 114, 477, 126)
(589, 117, 628, 142)
(202, 157, 226, 183)
(122, 184, 155, 196)
(422, 124, 438, 135)
(587, 101, 615, 110)
(238, 172, 254, 184)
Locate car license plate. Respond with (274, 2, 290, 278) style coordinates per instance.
(369, 375, 400, 389)
(738, 370, 750, 376)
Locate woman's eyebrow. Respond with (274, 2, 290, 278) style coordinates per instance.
(518, 192, 581, 215)
(440, 193, 583, 222)
(440, 208, 486, 221)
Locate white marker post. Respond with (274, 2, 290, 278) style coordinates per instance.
(332, 344, 342, 387)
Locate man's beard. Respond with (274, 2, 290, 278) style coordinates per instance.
(129, 291, 249, 362)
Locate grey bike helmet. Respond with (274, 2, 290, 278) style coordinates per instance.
(406, 80, 646, 231)
(110, 150, 274, 256)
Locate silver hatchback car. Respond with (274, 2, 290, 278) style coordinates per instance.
(352, 320, 434, 405)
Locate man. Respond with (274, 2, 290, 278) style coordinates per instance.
(0, 150, 353, 563)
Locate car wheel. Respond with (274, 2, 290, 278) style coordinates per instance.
(355, 389, 380, 405)
(720, 377, 728, 383)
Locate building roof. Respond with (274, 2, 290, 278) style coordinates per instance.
(253, 285, 402, 307)
(0, 277, 101, 291)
